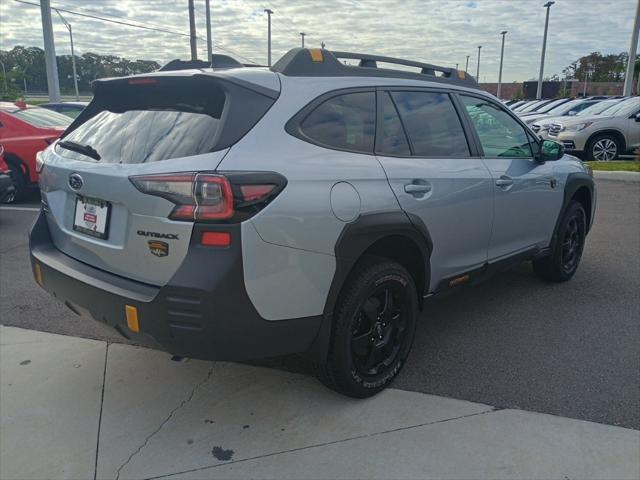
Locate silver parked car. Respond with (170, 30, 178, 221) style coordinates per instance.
(30, 48, 596, 398)
(548, 97, 640, 160)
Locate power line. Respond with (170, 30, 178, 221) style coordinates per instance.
(12, 0, 259, 64)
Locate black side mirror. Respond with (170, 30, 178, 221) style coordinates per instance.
(634, 112, 640, 122)
(537, 139, 564, 162)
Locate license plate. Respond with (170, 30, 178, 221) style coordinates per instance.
(73, 196, 111, 239)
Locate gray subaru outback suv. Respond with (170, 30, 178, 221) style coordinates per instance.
(30, 48, 596, 398)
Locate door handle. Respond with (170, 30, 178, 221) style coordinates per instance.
(495, 176, 514, 187)
(404, 183, 432, 194)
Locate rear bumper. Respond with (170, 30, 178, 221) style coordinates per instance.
(29, 210, 323, 361)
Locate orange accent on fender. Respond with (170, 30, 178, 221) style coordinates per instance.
(125, 305, 140, 332)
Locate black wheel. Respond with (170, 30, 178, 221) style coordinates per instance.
(586, 134, 620, 161)
(317, 258, 417, 398)
(533, 201, 586, 282)
(3, 157, 28, 203)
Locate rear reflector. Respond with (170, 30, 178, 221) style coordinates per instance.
(34, 263, 44, 286)
(201, 231, 231, 247)
(125, 305, 140, 332)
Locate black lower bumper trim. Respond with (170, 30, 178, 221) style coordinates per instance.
(29, 211, 323, 361)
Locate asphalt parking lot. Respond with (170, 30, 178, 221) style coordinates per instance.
(1, 179, 638, 430)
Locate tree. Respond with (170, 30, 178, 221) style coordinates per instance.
(0, 46, 161, 95)
(562, 51, 637, 82)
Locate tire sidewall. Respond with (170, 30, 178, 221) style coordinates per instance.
(554, 202, 586, 279)
(334, 263, 417, 396)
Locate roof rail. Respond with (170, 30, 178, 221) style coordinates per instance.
(271, 48, 479, 89)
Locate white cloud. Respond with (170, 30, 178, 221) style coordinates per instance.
(0, 0, 636, 82)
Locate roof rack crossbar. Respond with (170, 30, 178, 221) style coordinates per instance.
(271, 48, 479, 89)
(331, 51, 453, 78)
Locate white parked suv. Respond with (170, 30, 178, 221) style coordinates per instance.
(30, 49, 596, 397)
(547, 97, 640, 160)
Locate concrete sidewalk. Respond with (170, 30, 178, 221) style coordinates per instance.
(1, 326, 638, 480)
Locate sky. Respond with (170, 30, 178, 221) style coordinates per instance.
(0, 0, 637, 82)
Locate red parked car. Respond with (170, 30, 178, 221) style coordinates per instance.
(0, 102, 72, 202)
(0, 145, 15, 203)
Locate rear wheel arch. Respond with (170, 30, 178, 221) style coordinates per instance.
(306, 211, 432, 363)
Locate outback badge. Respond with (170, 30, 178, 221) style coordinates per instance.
(148, 240, 169, 257)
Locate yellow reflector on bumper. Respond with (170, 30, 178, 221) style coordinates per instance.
(125, 305, 140, 332)
(309, 49, 324, 62)
(34, 263, 44, 287)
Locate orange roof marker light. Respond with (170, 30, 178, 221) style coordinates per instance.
(309, 49, 324, 62)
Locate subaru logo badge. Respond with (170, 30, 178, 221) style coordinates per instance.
(68, 173, 83, 190)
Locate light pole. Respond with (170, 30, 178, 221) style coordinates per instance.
(536, 1, 555, 99)
(455, 63, 459, 69)
(205, 0, 212, 64)
(264, 9, 273, 66)
(188, 0, 197, 60)
(476, 46, 482, 82)
(0, 61, 7, 96)
(583, 65, 593, 97)
(465, 55, 470, 72)
(55, 10, 79, 101)
(300, 32, 306, 48)
(623, 0, 640, 95)
(40, 0, 61, 102)
(321, 41, 326, 49)
(497, 31, 507, 99)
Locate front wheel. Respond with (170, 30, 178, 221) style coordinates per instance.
(316, 259, 417, 398)
(533, 201, 586, 282)
(586, 134, 620, 161)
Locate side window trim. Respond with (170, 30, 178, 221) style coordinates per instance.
(375, 87, 478, 159)
(285, 87, 377, 156)
(455, 92, 539, 159)
(374, 90, 413, 156)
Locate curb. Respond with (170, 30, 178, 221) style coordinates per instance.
(593, 171, 640, 182)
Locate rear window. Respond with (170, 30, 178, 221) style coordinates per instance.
(57, 76, 275, 164)
(10, 107, 72, 128)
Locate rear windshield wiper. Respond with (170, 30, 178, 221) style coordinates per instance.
(57, 140, 101, 161)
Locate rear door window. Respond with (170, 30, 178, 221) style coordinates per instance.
(299, 91, 375, 153)
(390, 91, 470, 157)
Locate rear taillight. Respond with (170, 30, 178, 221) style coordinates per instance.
(130, 172, 286, 222)
(131, 173, 234, 221)
(35, 152, 45, 173)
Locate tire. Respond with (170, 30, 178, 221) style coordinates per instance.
(533, 201, 586, 282)
(586, 134, 620, 161)
(316, 258, 418, 398)
(3, 157, 28, 203)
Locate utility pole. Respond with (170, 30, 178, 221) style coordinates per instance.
(623, 0, 640, 95)
(265, 9, 273, 66)
(476, 45, 482, 82)
(205, 0, 213, 64)
(537, 1, 555, 99)
(40, 0, 61, 102)
(300, 32, 306, 48)
(55, 10, 79, 101)
(465, 55, 470, 72)
(0, 61, 7, 96)
(497, 31, 507, 99)
(583, 65, 591, 97)
(188, 0, 197, 60)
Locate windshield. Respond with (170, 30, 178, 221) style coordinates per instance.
(601, 98, 640, 117)
(546, 99, 585, 116)
(519, 100, 546, 112)
(576, 100, 620, 117)
(536, 98, 569, 113)
(9, 107, 72, 128)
